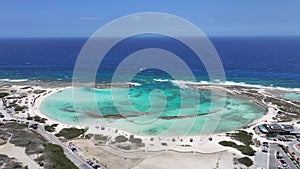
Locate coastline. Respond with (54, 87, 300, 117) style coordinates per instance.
(4, 82, 289, 137)
(2, 81, 300, 169)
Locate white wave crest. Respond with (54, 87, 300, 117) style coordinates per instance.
(0, 79, 29, 83)
(153, 78, 169, 82)
(127, 82, 142, 86)
(168, 80, 300, 92)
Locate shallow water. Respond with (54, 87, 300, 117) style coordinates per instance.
(283, 92, 300, 102)
(41, 82, 265, 136)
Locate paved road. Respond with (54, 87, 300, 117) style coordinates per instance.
(255, 147, 269, 169)
(36, 125, 92, 169)
(288, 140, 300, 159)
(269, 144, 278, 169)
(1, 101, 93, 169)
(276, 144, 298, 169)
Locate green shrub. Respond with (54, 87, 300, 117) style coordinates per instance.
(229, 130, 253, 145)
(115, 135, 128, 143)
(7, 100, 17, 108)
(161, 142, 168, 146)
(0, 92, 9, 98)
(33, 90, 47, 94)
(0, 122, 78, 168)
(33, 116, 47, 123)
(219, 141, 255, 156)
(94, 134, 108, 141)
(44, 143, 78, 169)
(4, 122, 28, 129)
(117, 144, 131, 150)
(51, 124, 59, 127)
(129, 138, 142, 144)
(44, 125, 55, 132)
(237, 145, 256, 156)
(21, 86, 31, 90)
(219, 141, 237, 147)
(237, 156, 253, 167)
(27, 116, 33, 120)
(55, 128, 85, 139)
(14, 105, 28, 112)
(266, 133, 277, 138)
(85, 134, 94, 139)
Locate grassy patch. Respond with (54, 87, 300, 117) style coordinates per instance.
(55, 128, 85, 139)
(219, 141, 255, 156)
(7, 100, 17, 108)
(14, 105, 28, 112)
(0, 122, 78, 169)
(266, 133, 277, 138)
(129, 137, 144, 147)
(93, 134, 108, 141)
(129, 138, 142, 143)
(0, 154, 26, 168)
(0, 92, 9, 98)
(33, 90, 47, 94)
(161, 142, 168, 146)
(3, 122, 28, 130)
(26, 116, 33, 120)
(21, 86, 31, 90)
(117, 144, 131, 150)
(10, 129, 45, 155)
(33, 116, 47, 123)
(43, 143, 78, 169)
(228, 130, 253, 145)
(237, 156, 253, 167)
(85, 134, 94, 139)
(115, 135, 128, 143)
(44, 125, 56, 132)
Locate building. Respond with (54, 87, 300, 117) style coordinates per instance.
(281, 124, 294, 132)
(258, 123, 292, 134)
(258, 125, 269, 134)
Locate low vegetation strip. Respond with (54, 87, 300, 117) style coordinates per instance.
(115, 135, 128, 143)
(0, 122, 78, 169)
(237, 156, 253, 167)
(0, 154, 26, 169)
(219, 141, 256, 156)
(0, 92, 9, 98)
(40, 143, 78, 169)
(227, 130, 254, 146)
(55, 128, 85, 139)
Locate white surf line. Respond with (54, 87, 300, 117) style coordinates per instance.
(261, 91, 300, 108)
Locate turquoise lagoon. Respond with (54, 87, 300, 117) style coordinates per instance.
(283, 92, 300, 102)
(41, 84, 266, 136)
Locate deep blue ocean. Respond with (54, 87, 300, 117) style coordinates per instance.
(0, 36, 299, 88)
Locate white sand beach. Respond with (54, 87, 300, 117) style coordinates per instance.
(3, 84, 296, 169)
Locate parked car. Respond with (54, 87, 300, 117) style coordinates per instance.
(279, 160, 288, 168)
(29, 124, 38, 129)
(262, 142, 269, 147)
(262, 144, 268, 153)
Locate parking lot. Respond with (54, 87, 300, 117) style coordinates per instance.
(255, 143, 299, 169)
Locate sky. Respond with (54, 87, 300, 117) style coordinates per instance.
(0, 0, 300, 37)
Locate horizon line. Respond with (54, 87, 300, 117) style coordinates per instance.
(1, 34, 300, 39)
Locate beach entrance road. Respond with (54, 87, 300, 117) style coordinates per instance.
(36, 125, 93, 169)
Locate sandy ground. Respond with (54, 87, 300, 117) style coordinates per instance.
(131, 151, 239, 169)
(0, 137, 40, 169)
(70, 139, 252, 169)
(1, 84, 290, 169)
